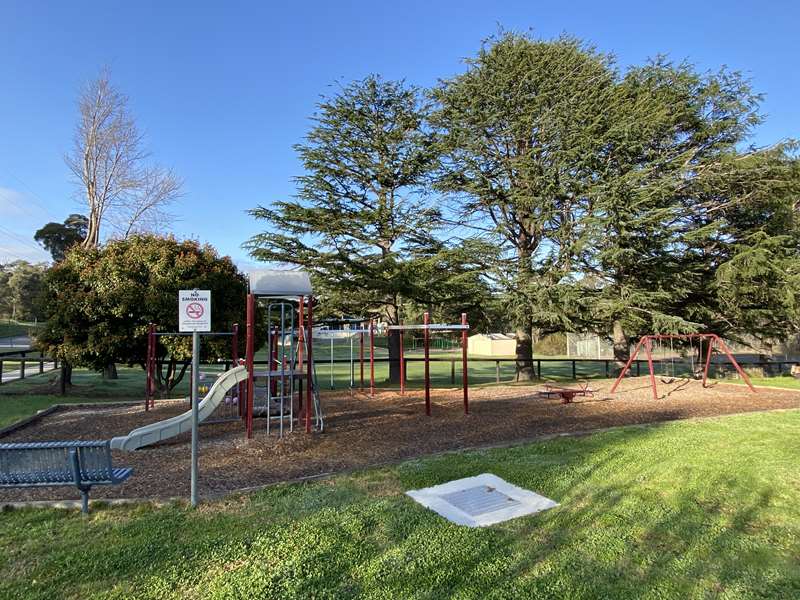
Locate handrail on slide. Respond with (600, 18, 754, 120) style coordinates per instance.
(110, 365, 249, 451)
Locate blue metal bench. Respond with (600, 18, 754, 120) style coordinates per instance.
(0, 440, 132, 513)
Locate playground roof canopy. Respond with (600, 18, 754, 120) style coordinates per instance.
(249, 269, 313, 297)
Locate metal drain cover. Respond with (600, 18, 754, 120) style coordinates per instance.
(406, 473, 558, 527)
(440, 485, 521, 516)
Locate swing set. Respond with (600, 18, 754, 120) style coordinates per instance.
(610, 333, 757, 400)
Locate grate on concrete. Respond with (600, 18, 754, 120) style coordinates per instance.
(440, 485, 521, 517)
(406, 473, 558, 527)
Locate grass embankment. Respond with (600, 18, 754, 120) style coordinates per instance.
(1, 409, 798, 599)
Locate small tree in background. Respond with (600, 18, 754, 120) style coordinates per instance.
(246, 75, 493, 383)
(34, 214, 87, 262)
(37, 235, 262, 393)
(0, 261, 47, 321)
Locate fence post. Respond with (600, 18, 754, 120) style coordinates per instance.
(0, 360, 3, 385)
(636, 361, 641, 376)
(496, 360, 500, 383)
(605, 360, 609, 378)
(450, 360, 455, 384)
(537, 359, 541, 379)
(20, 358, 25, 379)
(572, 360, 576, 380)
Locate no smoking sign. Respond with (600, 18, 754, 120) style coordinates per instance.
(179, 290, 211, 332)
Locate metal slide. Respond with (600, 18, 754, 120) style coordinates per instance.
(110, 365, 249, 451)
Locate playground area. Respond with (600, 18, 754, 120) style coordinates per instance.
(2, 375, 798, 502)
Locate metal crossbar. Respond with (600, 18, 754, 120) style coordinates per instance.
(386, 324, 470, 331)
(0, 440, 132, 513)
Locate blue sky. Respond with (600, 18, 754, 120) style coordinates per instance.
(1, 0, 798, 267)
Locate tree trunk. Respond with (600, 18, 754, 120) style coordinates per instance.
(102, 362, 118, 379)
(57, 362, 72, 395)
(612, 320, 629, 366)
(384, 302, 401, 384)
(515, 325, 535, 381)
(387, 330, 401, 384)
(515, 242, 535, 381)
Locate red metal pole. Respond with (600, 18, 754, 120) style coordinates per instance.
(297, 296, 305, 420)
(609, 337, 645, 393)
(399, 323, 405, 395)
(270, 326, 278, 396)
(702, 335, 714, 387)
(146, 323, 155, 410)
(359, 331, 364, 391)
(232, 323, 244, 418)
(461, 313, 469, 415)
(713, 335, 757, 392)
(643, 336, 659, 400)
(245, 293, 255, 439)
(424, 312, 431, 416)
(306, 297, 313, 433)
(369, 318, 375, 397)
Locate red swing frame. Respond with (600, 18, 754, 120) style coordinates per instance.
(610, 333, 756, 400)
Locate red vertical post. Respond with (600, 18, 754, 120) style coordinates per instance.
(423, 312, 431, 416)
(369, 318, 375, 397)
(245, 293, 255, 439)
(305, 297, 313, 433)
(398, 323, 405, 395)
(359, 331, 364, 391)
(146, 323, 155, 411)
(270, 326, 279, 396)
(702, 334, 715, 388)
(297, 296, 305, 420)
(461, 313, 469, 415)
(643, 336, 659, 400)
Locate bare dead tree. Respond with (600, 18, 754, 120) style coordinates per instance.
(65, 68, 182, 247)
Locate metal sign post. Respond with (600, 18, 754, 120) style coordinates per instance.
(179, 289, 211, 508)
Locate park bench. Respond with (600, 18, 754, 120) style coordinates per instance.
(0, 440, 132, 513)
(540, 381, 595, 404)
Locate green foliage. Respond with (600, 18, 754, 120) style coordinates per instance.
(433, 34, 615, 320)
(0, 261, 47, 321)
(33, 214, 87, 262)
(433, 31, 800, 356)
(36, 236, 261, 387)
(1, 410, 799, 598)
(245, 75, 495, 327)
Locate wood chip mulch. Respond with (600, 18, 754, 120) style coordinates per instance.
(1, 377, 798, 503)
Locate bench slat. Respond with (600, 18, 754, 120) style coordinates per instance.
(0, 440, 132, 512)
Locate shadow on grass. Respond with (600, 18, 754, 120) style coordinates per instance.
(2, 411, 798, 599)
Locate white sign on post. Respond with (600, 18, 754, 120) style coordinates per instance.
(179, 290, 211, 332)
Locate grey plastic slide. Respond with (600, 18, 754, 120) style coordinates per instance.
(110, 365, 249, 451)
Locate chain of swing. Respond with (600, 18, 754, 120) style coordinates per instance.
(655, 336, 703, 383)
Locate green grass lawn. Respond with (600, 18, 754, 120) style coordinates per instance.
(726, 375, 800, 390)
(1, 409, 798, 599)
(0, 367, 157, 429)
